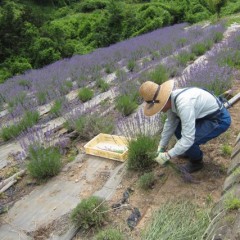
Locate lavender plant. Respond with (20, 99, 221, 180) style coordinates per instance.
(0, 110, 40, 141)
(137, 172, 155, 190)
(115, 94, 138, 116)
(147, 64, 170, 85)
(65, 112, 115, 141)
(78, 87, 94, 102)
(71, 196, 109, 229)
(127, 134, 158, 171)
(96, 79, 110, 92)
(27, 144, 62, 180)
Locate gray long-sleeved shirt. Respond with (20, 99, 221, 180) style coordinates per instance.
(160, 87, 221, 157)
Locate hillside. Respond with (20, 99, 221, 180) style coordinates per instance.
(1, 0, 240, 83)
(0, 13, 240, 239)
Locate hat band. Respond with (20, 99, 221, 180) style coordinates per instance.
(146, 85, 161, 109)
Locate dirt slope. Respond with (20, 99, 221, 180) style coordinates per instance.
(74, 79, 240, 240)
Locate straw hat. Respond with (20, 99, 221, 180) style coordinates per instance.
(139, 80, 174, 116)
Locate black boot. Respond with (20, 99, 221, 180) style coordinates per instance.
(180, 160, 204, 173)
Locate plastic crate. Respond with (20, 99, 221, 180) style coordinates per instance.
(84, 133, 129, 162)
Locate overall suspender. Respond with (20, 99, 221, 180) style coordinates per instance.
(174, 87, 223, 120)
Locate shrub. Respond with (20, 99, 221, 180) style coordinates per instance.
(78, 87, 94, 102)
(71, 196, 109, 229)
(127, 134, 157, 171)
(115, 94, 138, 116)
(142, 200, 210, 239)
(79, 0, 107, 13)
(94, 228, 124, 240)
(147, 64, 169, 85)
(137, 172, 155, 190)
(27, 145, 62, 180)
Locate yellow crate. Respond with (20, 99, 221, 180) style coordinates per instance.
(84, 133, 129, 162)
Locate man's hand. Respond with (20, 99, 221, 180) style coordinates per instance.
(155, 152, 171, 165)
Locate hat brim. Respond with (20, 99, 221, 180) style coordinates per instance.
(144, 80, 174, 116)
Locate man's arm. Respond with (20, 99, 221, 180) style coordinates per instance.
(168, 104, 196, 157)
(160, 111, 180, 148)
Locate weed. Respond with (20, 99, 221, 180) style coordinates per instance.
(221, 144, 232, 156)
(205, 194, 214, 206)
(94, 228, 125, 240)
(127, 134, 157, 171)
(137, 172, 155, 190)
(78, 87, 94, 102)
(225, 195, 240, 211)
(27, 145, 62, 180)
(71, 196, 109, 229)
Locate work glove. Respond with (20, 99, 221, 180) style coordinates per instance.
(157, 145, 167, 154)
(155, 152, 171, 165)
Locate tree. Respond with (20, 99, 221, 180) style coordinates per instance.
(92, 0, 124, 47)
(205, 0, 228, 18)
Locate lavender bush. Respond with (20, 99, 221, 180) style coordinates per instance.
(27, 144, 62, 180)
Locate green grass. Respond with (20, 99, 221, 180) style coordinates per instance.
(94, 228, 125, 240)
(225, 195, 240, 211)
(142, 200, 210, 240)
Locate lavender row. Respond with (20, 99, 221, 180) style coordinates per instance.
(0, 23, 225, 116)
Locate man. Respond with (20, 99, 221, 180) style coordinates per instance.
(139, 80, 231, 173)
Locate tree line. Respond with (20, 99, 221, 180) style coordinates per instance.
(0, 0, 238, 83)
